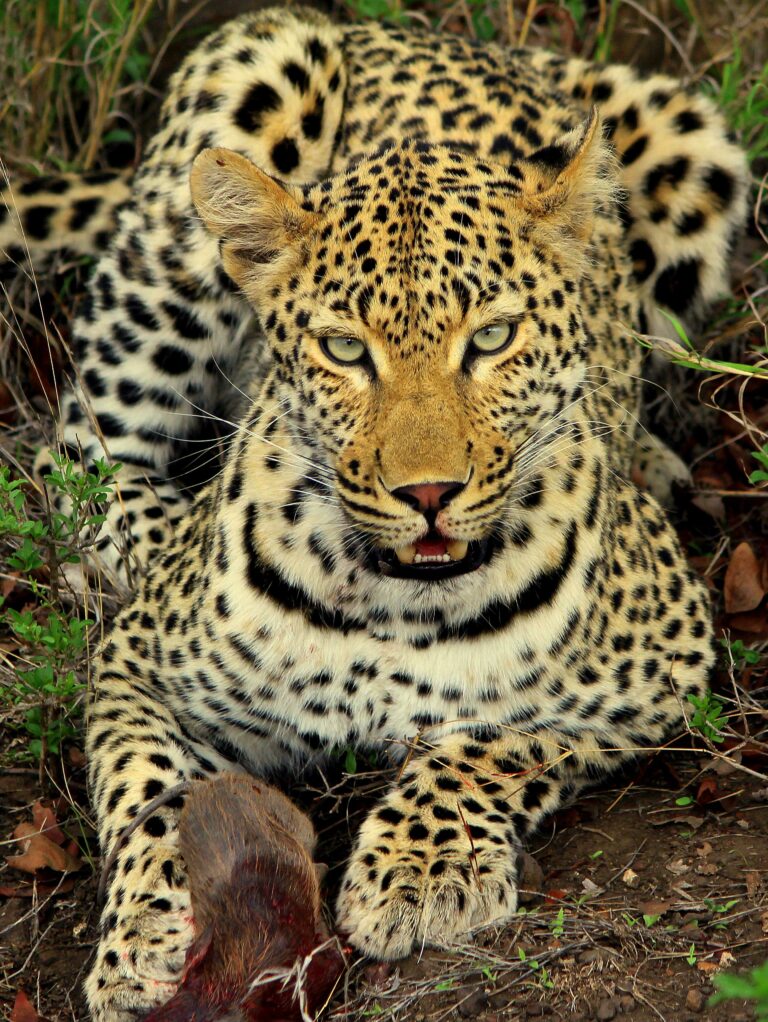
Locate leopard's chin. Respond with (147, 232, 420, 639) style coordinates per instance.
(370, 531, 491, 581)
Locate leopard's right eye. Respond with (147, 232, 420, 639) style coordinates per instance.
(469, 322, 517, 355)
(320, 336, 367, 365)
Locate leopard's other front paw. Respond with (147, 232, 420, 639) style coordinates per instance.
(86, 851, 193, 1021)
(336, 785, 519, 959)
(633, 432, 691, 505)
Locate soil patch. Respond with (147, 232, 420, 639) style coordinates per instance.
(1, 754, 765, 1021)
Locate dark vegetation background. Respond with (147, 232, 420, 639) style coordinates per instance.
(1, 2, 767, 1021)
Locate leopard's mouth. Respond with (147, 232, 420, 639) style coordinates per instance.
(371, 531, 490, 581)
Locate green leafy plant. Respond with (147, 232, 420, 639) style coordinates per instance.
(562, 0, 586, 33)
(594, 0, 620, 61)
(346, 0, 411, 20)
(686, 691, 728, 744)
(710, 959, 768, 1020)
(708, 45, 768, 161)
(480, 964, 497, 984)
(687, 944, 697, 967)
(0, 453, 117, 774)
(466, 0, 498, 40)
(704, 898, 740, 930)
(550, 907, 565, 938)
(721, 637, 761, 668)
(749, 446, 768, 485)
(517, 947, 554, 989)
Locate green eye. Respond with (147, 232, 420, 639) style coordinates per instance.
(470, 322, 517, 354)
(320, 336, 367, 365)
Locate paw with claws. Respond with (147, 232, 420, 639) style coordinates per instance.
(336, 780, 519, 959)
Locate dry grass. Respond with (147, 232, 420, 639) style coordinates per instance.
(0, 0, 168, 172)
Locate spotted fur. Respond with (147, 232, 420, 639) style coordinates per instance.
(0, 8, 748, 1020)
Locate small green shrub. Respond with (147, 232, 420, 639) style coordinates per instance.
(710, 959, 768, 1020)
(0, 452, 117, 773)
(686, 691, 728, 744)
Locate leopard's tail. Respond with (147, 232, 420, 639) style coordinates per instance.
(529, 51, 750, 338)
(1, 6, 347, 286)
(0, 168, 133, 283)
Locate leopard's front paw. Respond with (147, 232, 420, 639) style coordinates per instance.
(86, 855, 193, 1020)
(336, 787, 519, 959)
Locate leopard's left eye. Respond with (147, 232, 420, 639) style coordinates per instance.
(469, 322, 517, 355)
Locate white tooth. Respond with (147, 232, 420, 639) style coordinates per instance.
(446, 540, 469, 561)
(395, 544, 417, 565)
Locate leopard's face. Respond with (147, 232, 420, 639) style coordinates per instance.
(192, 129, 609, 580)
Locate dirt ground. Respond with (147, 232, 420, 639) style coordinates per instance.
(2, 748, 767, 1022)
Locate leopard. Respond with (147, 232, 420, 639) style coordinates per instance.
(0, 6, 750, 1021)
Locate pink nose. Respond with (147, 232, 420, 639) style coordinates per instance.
(391, 480, 465, 514)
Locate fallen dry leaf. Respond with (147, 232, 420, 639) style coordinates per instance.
(665, 859, 691, 876)
(726, 607, 768, 636)
(10, 990, 38, 1022)
(696, 778, 719, 806)
(695, 862, 718, 876)
(696, 961, 719, 974)
(622, 868, 639, 887)
(724, 542, 766, 614)
(745, 871, 760, 898)
(650, 814, 704, 830)
(728, 741, 768, 767)
(544, 888, 569, 902)
(31, 802, 65, 846)
(2, 570, 21, 599)
(6, 822, 82, 875)
(363, 963, 396, 989)
(696, 841, 713, 857)
(0, 878, 75, 899)
(518, 851, 544, 905)
(691, 492, 726, 521)
(68, 746, 86, 769)
(639, 899, 672, 916)
(711, 753, 741, 776)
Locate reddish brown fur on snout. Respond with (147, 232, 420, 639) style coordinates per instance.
(143, 775, 346, 1022)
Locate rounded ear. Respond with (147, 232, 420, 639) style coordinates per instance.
(519, 108, 617, 242)
(190, 147, 319, 288)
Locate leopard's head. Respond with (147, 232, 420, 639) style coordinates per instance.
(192, 112, 617, 582)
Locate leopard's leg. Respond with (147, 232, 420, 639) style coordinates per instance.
(32, 7, 346, 584)
(336, 730, 575, 959)
(586, 365, 691, 507)
(85, 663, 247, 1021)
(632, 431, 691, 504)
